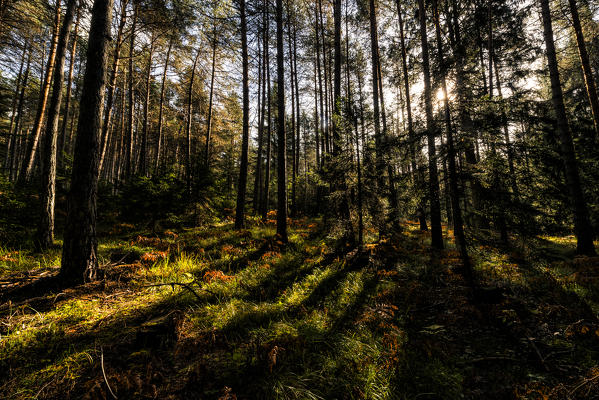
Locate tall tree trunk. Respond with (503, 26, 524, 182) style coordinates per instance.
(186, 49, 201, 195)
(235, 0, 250, 229)
(9, 45, 32, 181)
(539, 0, 596, 255)
(396, 0, 427, 231)
(262, 3, 272, 221)
(98, 0, 127, 175)
(432, 0, 473, 287)
(37, 0, 78, 249)
(253, 10, 266, 213)
(60, 0, 113, 285)
(4, 43, 27, 172)
(125, 3, 137, 179)
(567, 0, 599, 140)
(155, 37, 172, 174)
(417, 0, 444, 249)
(59, 7, 80, 167)
(368, 0, 384, 187)
(314, 4, 323, 168)
(275, 0, 288, 241)
(204, 28, 217, 171)
(493, 57, 519, 198)
(139, 36, 154, 176)
(287, 0, 297, 217)
(20, 0, 61, 181)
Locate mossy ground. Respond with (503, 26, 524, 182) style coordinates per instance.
(1, 218, 598, 399)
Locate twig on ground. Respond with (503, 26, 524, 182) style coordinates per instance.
(101, 347, 118, 399)
(143, 282, 215, 301)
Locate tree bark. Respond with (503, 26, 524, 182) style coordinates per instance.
(37, 0, 78, 249)
(204, 28, 217, 170)
(98, 0, 127, 175)
(540, 0, 596, 256)
(59, 7, 80, 166)
(432, 0, 473, 287)
(275, 0, 288, 241)
(186, 49, 201, 195)
(567, 0, 599, 140)
(60, 0, 113, 285)
(125, 3, 137, 179)
(418, 0, 444, 249)
(155, 37, 172, 174)
(235, 0, 250, 229)
(20, 0, 61, 181)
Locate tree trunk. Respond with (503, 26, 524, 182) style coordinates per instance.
(60, 0, 113, 285)
(37, 0, 78, 249)
(155, 37, 172, 174)
(567, 0, 599, 140)
(253, 9, 266, 213)
(98, 0, 127, 175)
(396, 0, 427, 231)
(4, 43, 27, 172)
(139, 36, 154, 177)
(204, 29, 217, 171)
(59, 7, 80, 167)
(186, 49, 201, 195)
(418, 0, 444, 249)
(9, 45, 32, 181)
(235, 0, 250, 229)
(20, 0, 61, 181)
(275, 0, 288, 242)
(125, 3, 137, 179)
(261, 3, 272, 221)
(539, 0, 595, 255)
(432, 0, 474, 287)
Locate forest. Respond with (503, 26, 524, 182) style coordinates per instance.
(0, 0, 599, 397)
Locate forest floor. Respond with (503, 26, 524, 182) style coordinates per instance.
(0, 217, 598, 399)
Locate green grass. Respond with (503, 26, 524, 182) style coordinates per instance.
(1, 220, 598, 399)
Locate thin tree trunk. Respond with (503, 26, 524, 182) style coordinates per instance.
(186, 49, 201, 194)
(98, 0, 127, 174)
(60, 0, 113, 285)
(567, 0, 599, 139)
(125, 3, 137, 179)
(59, 7, 80, 167)
(275, 0, 288, 241)
(539, 0, 596, 256)
(396, 0, 427, 231)
(205, 27, 217, 170)
(253, 9, 266, 213)
(154, 37, 172, 174)
(139, 36, 154, 176)
(20, 0, 61, 181)
(4, 43, 27, 172)
(432, 0, 473, 287)
(9, 45, 32, 181)
(262, 3, 272, 221)
(418, 0, 444, 249)
(37, 0, 78, 249)
(235, 0, 250, 229)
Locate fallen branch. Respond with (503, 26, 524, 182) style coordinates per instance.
(143, 282, 215, 301)
(101, 347, 117, 399)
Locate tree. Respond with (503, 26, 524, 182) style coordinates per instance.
(60, 0, 114, 285)
(235, 0, 249, 229)
(37, 0, 79, 249)
(539, 0, 595, 256)
(417, 0, 443, 249)
(275, 0, 287, 242)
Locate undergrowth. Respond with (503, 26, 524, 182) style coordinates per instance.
(0, 219, 598, 399)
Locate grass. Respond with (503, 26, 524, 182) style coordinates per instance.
(1, 219, 598, 399)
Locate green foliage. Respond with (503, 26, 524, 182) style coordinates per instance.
(0, 175, 37, 246)
(118, 173, 188, 228)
